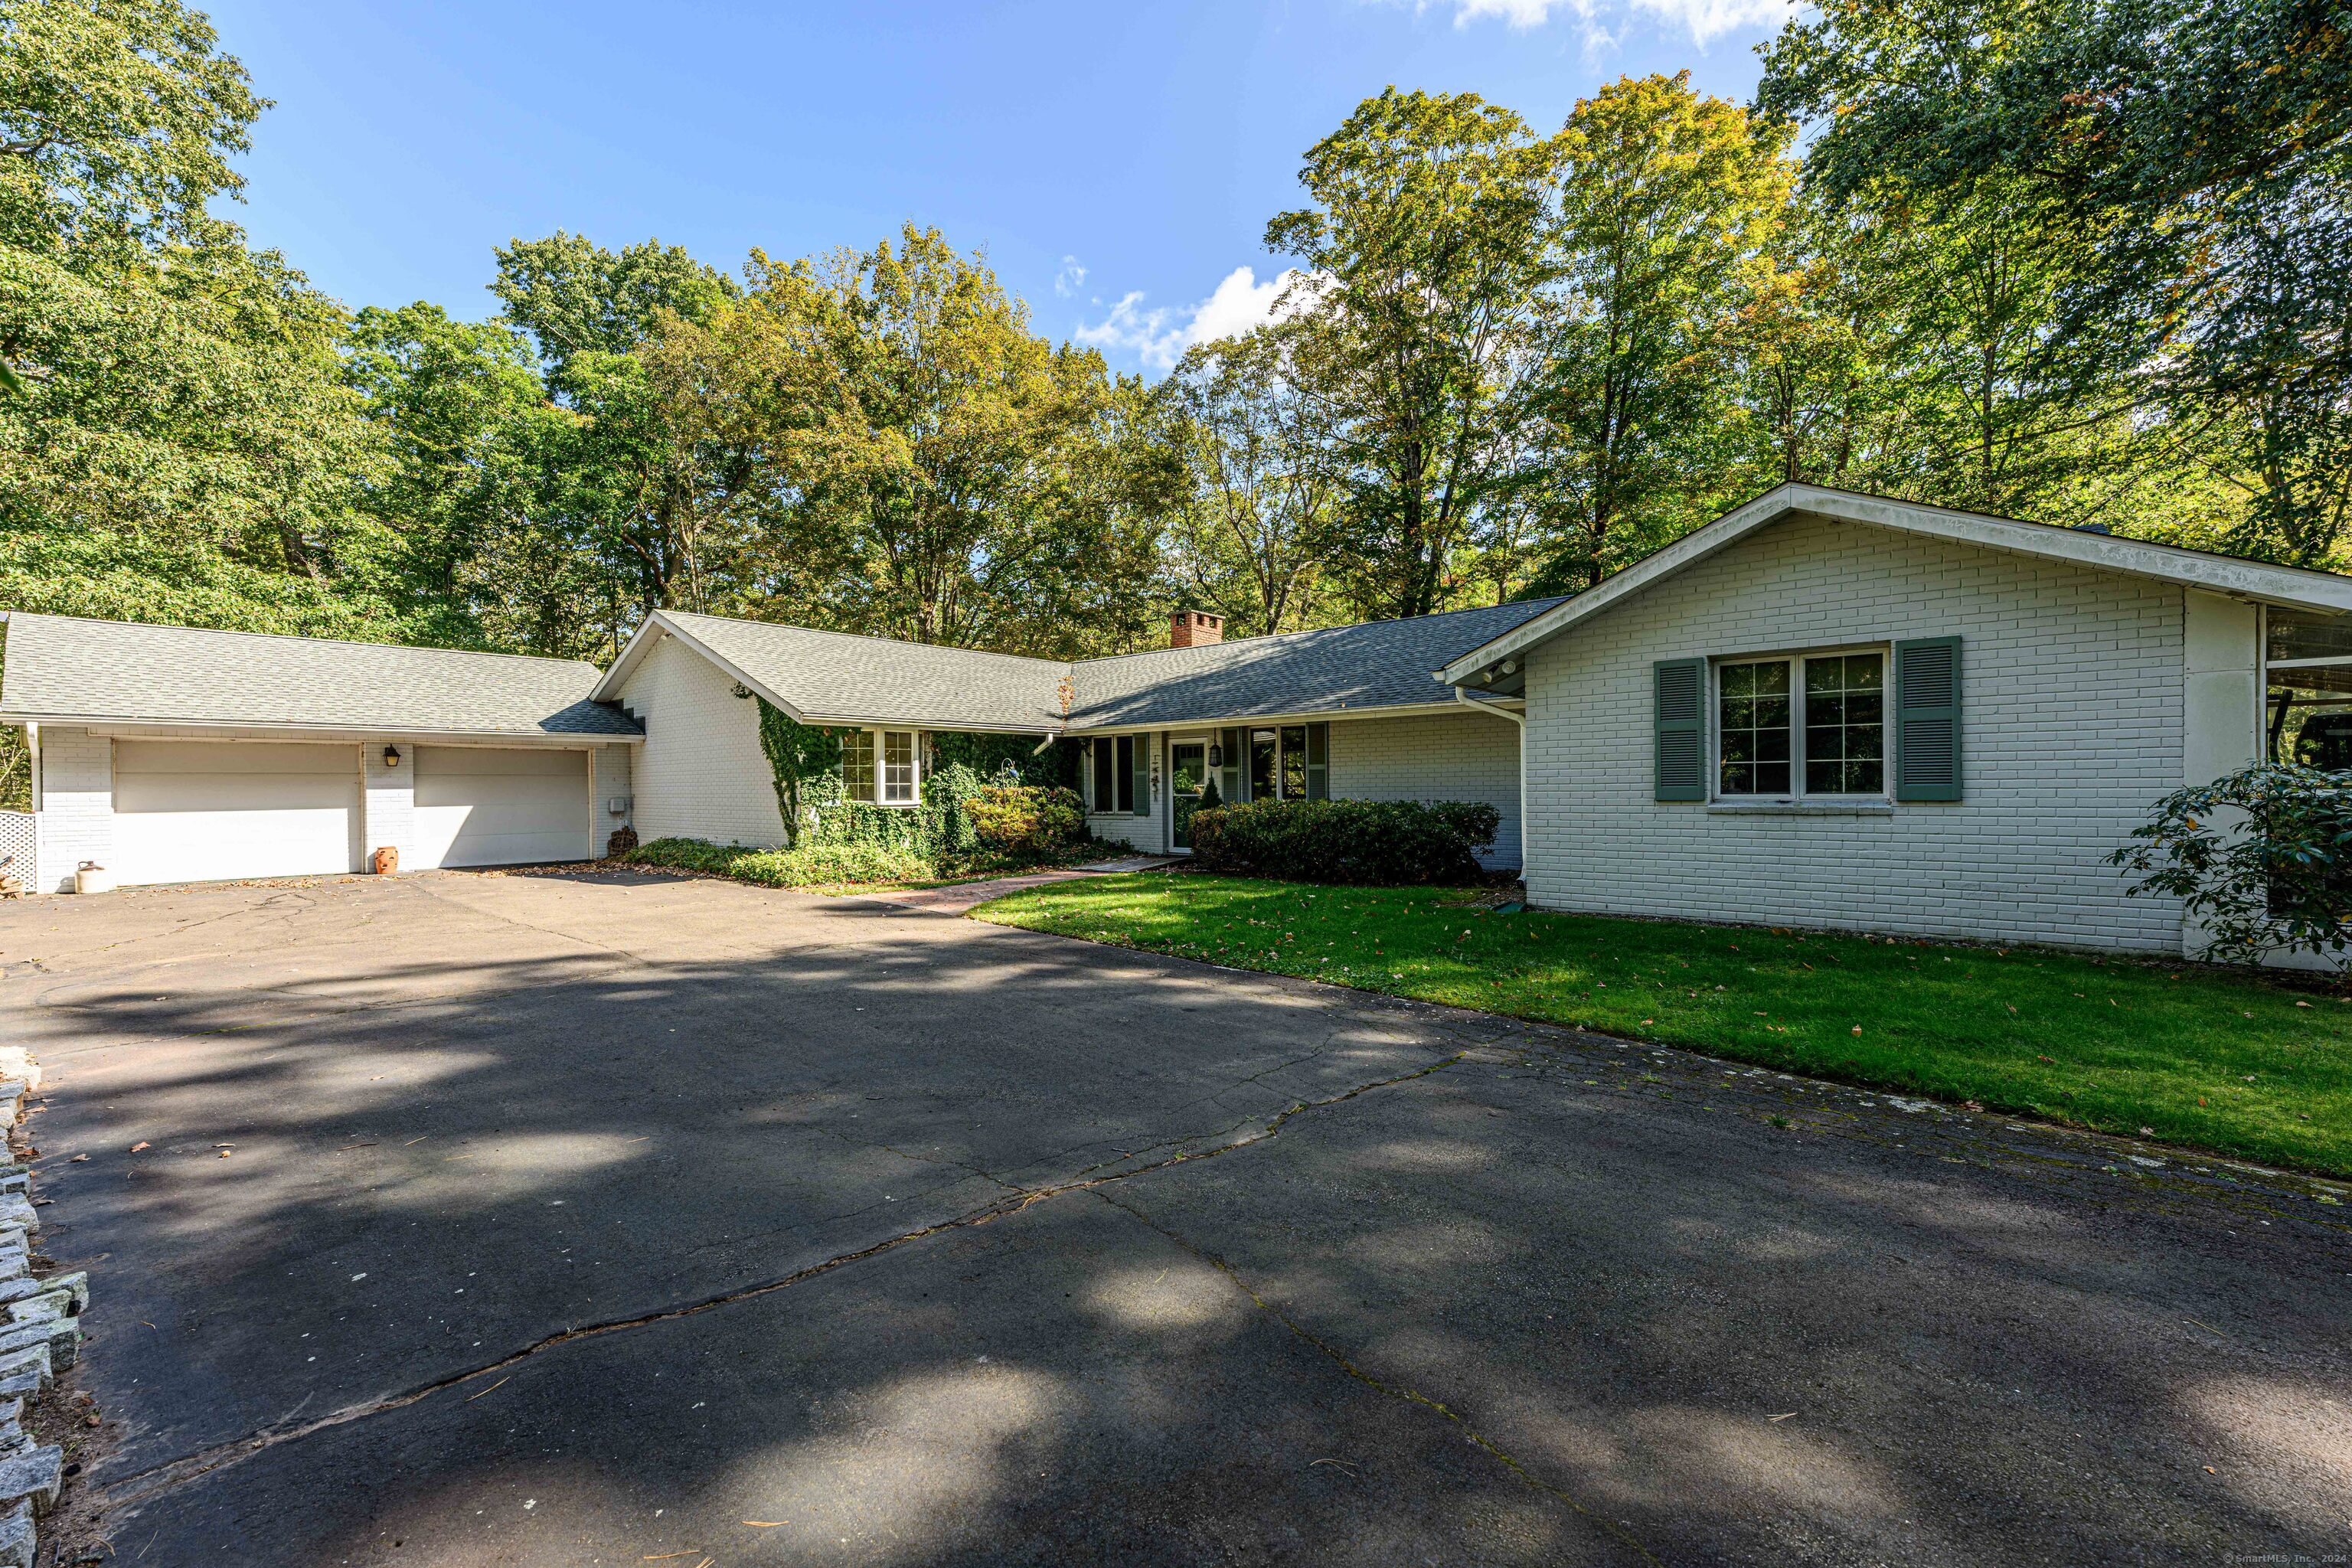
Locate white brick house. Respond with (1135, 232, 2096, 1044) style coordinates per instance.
(6, 485, 2349, 957)
(1438, 485, 2352, 956)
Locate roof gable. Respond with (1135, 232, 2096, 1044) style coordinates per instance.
(1437, 485, 2352, 686)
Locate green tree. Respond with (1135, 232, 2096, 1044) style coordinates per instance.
(1757, 0, 2340, 563)
(343, 302, 564, 638)
(1266, 88, 1559, 619)
(1160, 325, 1346, 635)
(0, 0, 263, 253)
(0, 0, 404, 642)
(491, 231, 733, 391)
(1528, 73, 1793, 589)
(724, 226, 1168, 652)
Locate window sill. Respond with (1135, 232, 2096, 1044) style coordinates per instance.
(1707, 799, 1893, 817)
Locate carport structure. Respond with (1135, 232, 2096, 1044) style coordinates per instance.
(0, 615, 642, 891)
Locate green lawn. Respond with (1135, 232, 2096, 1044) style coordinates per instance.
(972, 873, 2352, 1181)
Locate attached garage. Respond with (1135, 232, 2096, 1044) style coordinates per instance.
(112, 740, 361, 887)
(0, 613, 642, 893)
(412, 746, 592, 870)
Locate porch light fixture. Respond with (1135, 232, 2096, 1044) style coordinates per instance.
(1207, 743, 1223, 768)
(382, 745, 401, 769)
(730, 682, 753, 700)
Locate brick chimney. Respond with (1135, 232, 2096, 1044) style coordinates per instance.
(1170, 609, 1225, 648)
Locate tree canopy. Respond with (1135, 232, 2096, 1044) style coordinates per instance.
(0, 0, 2331, 723)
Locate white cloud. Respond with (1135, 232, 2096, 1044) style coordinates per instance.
(1446, 0, 1573, 26)
(1074, 265, 1313, 371)
(1627, 0, 1796, 42)
(1407, 0, 1794, 45)
(1053, 256, 1087, 299)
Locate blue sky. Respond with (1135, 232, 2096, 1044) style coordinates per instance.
(205, 0, 1792, 375)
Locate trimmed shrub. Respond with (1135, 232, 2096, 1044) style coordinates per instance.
(1188, 798, 1498, 886)
(965, 784, 1086, 854)
(624, 836, 931, 887)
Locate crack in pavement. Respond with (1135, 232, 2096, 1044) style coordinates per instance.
(1088, 1187, 1663, 1566)
(94, 1048, 1474, 1515)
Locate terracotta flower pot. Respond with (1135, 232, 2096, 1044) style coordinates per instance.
(371, 846, 399, 876)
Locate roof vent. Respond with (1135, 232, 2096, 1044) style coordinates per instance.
(1171, 609, 1224, 648)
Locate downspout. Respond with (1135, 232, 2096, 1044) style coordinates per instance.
(1455, 687, 1527, 877)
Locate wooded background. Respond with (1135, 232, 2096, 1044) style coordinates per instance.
(2, 0, 2342, 720)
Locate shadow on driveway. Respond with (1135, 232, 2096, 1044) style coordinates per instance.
(0, 869, 2344, 1564)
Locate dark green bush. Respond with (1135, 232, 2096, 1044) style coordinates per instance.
(965, 784, 1086, 854)
(2112, 761, 2352, 965)
(1188, 798, 1499, 886)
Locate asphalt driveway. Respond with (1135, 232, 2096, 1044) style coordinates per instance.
(2, 869, 2347, 1565)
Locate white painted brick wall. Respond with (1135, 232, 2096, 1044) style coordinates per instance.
(591, 745, 635, 856)
(616, 634, 787, 848)
(1328, 710, 1522, 869)
(34, 727, 112, 894)
(1521, 510, 2189, 952)
(361, 743, 415, 871)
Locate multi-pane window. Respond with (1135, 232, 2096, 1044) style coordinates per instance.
(2267, 608, 2352, 768)
(1717, 651, 1886, 799)
(880, 730, 918, 805)
(1089, 736, 1135, 813)
(841, 730, 877, 803)
(1717, 660, 1792, 795)
(1803, 654, 1886, 794)
(1247, 726, 1314, 801)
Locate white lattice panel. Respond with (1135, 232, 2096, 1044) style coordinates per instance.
(0, 812, 34, 895)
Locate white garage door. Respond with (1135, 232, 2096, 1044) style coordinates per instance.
(113, 741, 361, 887)
(413, 746, 590, 869)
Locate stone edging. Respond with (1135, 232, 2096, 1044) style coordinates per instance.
(0, 1047, 85, 1567)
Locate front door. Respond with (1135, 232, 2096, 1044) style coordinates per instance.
(1169, 737, 1208, 851)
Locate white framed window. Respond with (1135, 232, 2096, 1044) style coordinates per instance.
(1088, 735, 1138, 815)
(2265, 606, 2352, 767)
(880, 730, 918, 805)
(1714, 648, 1886, 800)
(840, 730, 877, 803)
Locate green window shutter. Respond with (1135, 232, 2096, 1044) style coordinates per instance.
(1130, 734, 1151, 817)
(1893, 636, 1963, 802)
(1654, 658, 1707, 802)
(1305, 723, 1329, 800)
(1217, 727, 1243, 803)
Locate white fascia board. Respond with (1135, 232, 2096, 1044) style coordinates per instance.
(0, 714, 639, 745)
(798, 714, 1064, 735)
(1063, 699, 1483, 735)
(1438, 484, 2352, 684)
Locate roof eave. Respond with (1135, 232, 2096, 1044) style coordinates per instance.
(0, 712, 642, 744)
(1437, 484, 2352, 684)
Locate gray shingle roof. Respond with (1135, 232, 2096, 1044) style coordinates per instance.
(648, 612, 1071, 731)
(629, 601, 1565, 733)
(0, 614, 640, 739)
(1063, 598, 1566, 729)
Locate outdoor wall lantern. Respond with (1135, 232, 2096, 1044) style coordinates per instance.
(1207, 743, 1223, 768)
(383, 745, 402, 769)
(730, 682, 753, 700)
